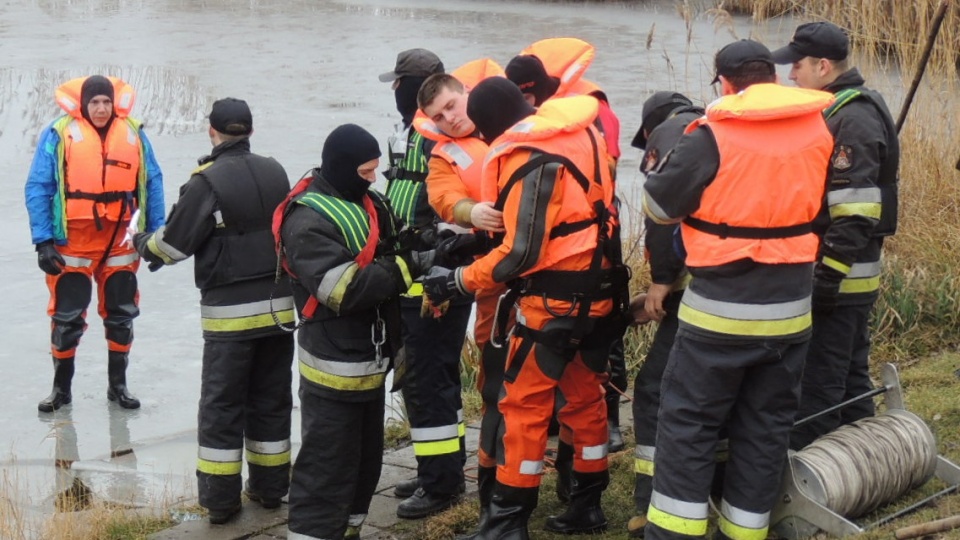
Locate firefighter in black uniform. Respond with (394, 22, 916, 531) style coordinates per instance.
(134, 98, 294, 524)
(380, 48, 471, 518)
(279, 124, 436, 540)
(626, 91, 704, 538)
(772, 22, 900, 449)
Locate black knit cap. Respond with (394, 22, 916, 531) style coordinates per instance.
(209, 97, 253, 136)
(632, 91, 694, 150)
(466, 78, 536, 142)
(505, 55, 559, 106)
(319, 124, 382, 202)
(80, 75, 114, 125)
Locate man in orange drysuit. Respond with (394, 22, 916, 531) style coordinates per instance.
(424, 77, 629, 538)
(25, 75, 165, 413)
(413, 59, 506, 529)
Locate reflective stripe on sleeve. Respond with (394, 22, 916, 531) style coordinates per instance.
(642, 188, 673, 224)
(648, 490, 709, 536)
(839, 260, 882, 294)
(147, 226, 189, 264)
(316, 261, 359, 314)
(821, 256, 851, 275)
(828, 187, 882, 220)
(719, 499, 769, 540)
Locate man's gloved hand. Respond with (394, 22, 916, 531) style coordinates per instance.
(401, 250, 436, 279)
(812, 278, 841, 315)
(36, 240, 65, 276)
(423, 266, 468, 304)
(133, 232, 165, 272)
(435, 233, 490, 267)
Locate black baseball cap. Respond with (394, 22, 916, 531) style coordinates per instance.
(632, 91, 694, 149)
(772, 22, 850, 64)
(711, 39, 775, 84)
(379, 48, 444, 83)
(209, 97, 252, 136)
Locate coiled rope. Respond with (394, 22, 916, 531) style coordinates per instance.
(792, 410, 938, 518)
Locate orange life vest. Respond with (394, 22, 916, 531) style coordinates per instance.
(681, 83, 834, 267)
(53, 76, 142, 226)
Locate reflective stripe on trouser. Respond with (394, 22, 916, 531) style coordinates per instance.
(646, 335, 805, 540)
(197, 334, 294, 509)
(288, 387, 384, 540)
(790, 302, 876, 450)
(398, 299, 470, 494)
(46, 233, 140, 357)
(497, 308, 610, 489)
(633, 292, 680, 511)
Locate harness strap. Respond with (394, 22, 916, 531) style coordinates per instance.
(502, 330, 535, 384)
(683, 216, 814, 240)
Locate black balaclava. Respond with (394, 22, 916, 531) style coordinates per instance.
(319, 124, 382, 203)
(505, 55, 560, 107)
(466, 78, 536, 142)
(80, 75, 115, 139)
(395, 76, 427, 125)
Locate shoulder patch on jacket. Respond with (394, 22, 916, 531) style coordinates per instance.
(833, 145, 853, 171)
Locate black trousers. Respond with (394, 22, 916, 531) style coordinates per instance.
(646, 334, 806, 540)
(288, 385, 385, 540)
(790, 302, 875, 450)
(399, 298, 471, 495)
(196, 333, 294, 510)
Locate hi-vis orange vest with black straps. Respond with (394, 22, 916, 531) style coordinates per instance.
(680, 83, 834, 268)
(413, 58, 504, 203)
(52, 77, 145, 229)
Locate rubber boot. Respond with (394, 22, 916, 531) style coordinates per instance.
(606, 390, 625, 453)
(544, 470, 609, 535)
(475, 466, 496, 530)
(39, 357, 75, 413)
(554, 440, 573, 504)
(107, 351, 140, 409)
(456, 481, 537, 540)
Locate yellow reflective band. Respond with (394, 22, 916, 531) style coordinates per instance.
(647, 505, 708, 537)
(679, 304, 811, 337)
(458, 422, 466, 437)
(821, 256, 851, 275)
(719, 515, 768, 540)
(402, 281, 424, 298)
(839, 275, 881, 294)
(829, 202, 882, 220)
(246, 449, 292, 467)
(635, 457, 654, 476)
(413, 438, 461, 457)
(201, 310, 295, 332)
(197, 458, 242, 476)
(147, 235, 178, 264)
(299, 360, 386, 391)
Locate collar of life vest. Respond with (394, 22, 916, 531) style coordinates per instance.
(413, 57, 505, 143)
(55, 76, 136, 120)
(702, 83, 835, 123)
(519, 37, 595, 98)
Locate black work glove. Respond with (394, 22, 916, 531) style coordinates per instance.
(812, 278, 841, 315)
(133, 232, 166, 272)
(423, 266, 468, 304)
(36, 240, 65, 276)
(401, 250, 436, 279)
(435, 232, 491, 267)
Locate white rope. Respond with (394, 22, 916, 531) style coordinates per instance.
(793, 410, 938, 518)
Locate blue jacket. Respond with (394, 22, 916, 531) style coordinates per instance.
(24, 117, 165, 245)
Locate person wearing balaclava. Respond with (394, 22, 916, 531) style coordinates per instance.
(426, 78, 623, 538)
(279, 123, 435, 540)
(504, 54, 560, 108)
(378, 50, 479, 521)
(25, 74, 165, 415)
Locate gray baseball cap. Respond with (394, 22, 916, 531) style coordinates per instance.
(378, 48, 444, 82)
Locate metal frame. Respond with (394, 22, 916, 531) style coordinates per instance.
(771, 363, 960, 539)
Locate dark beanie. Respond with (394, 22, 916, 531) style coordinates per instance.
(466, 78, 536, 142)
(319, 124, 382, 203)
(80, 75, 115, 126)
(505, 55, 559, 106)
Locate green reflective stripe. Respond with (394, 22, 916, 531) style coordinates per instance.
(404, 131, 428, 172)
(395, 256, 414, 289)
(635, 457, 655, 476)
(387, 179, 423, 224)
(298, 347, 388, 391)
(297, 193, 369, 255)
(299, 360, 386, 391)
(458, 422, 466, 438)
(201, 311, 294, 332)
(317, 262, 359, 313)
(648, 505, 708, 537)
(197, 458, 242, 475)
(719, 500, 769, 540)
(679, 303, 811, 336)
(413, 438, 461, 456)
(246, 449, 291, 467)
(682, 289, 809, 320)
(825, 88, 862, 119)
(840, 275, 881, 294)
(829, 202, 882, 219)
(197, 446, 243, 476)
(635, 444, 656, 474)
(822, 256, 851, 275)
(148, 226, 189, 263)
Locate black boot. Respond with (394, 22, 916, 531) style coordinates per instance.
(107, 351, 140, 409)
(544, 470, 609, 535)
(554, 440, 573, 504)
(457, 482, 537, 540)
(475, 466, 496, 530)
(39, 357, 75, 413)
(394, 477, 420, 498)
(606, 390, 625, 453)
(396, 486, 461, 519)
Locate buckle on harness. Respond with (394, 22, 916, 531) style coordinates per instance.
(490, 291, 515, 349)
(372, 308, 387, 368)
